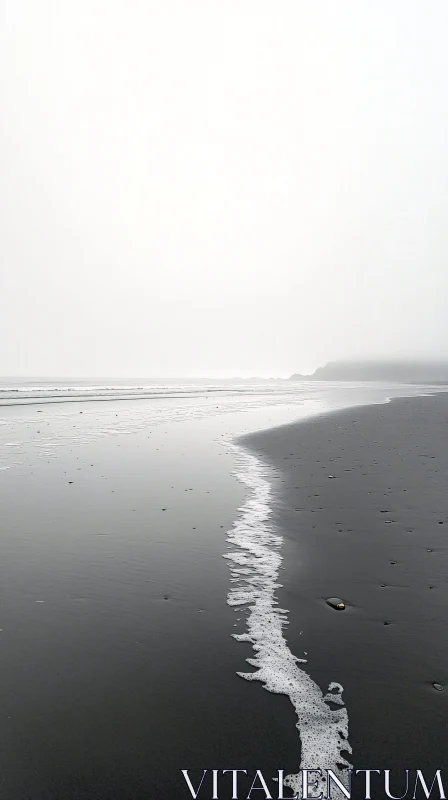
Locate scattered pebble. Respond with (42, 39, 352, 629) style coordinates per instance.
(326, 597, 345, 610)
(433, 683, 444, 692)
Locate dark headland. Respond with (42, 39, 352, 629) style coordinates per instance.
(239, 392, 448, 789)
(290, 359, 448, 383)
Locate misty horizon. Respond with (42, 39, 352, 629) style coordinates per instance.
(2, 356, 448, 383)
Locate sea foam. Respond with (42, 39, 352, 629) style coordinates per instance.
(223, 439, 352, 799)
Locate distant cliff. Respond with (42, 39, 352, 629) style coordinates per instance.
(289, 360, 448, 383)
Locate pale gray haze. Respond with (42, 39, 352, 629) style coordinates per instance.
(1, 1, 447, 378)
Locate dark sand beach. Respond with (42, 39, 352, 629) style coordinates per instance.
(0, 409, 299, 800)
(240, 393, 448, 793)
(2, 390, 448, 800)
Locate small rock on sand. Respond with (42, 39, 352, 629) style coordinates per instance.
(326, 597, 345, 610)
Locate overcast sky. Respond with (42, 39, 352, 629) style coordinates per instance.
(1, 1, 447, 377)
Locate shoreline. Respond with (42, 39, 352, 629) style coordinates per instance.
(1, 388, 447, 799)
(224, 437, 351, 799)
(237, 392, 448, 788)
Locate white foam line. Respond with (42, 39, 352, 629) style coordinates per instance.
(223, 438, 351, 799)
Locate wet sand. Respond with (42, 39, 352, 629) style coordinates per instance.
(0, 414, 299, 800)
(240, 393, 448, 787)
(2, 390, 448, 800)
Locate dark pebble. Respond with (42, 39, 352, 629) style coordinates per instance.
(326, 597, 345, 610)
